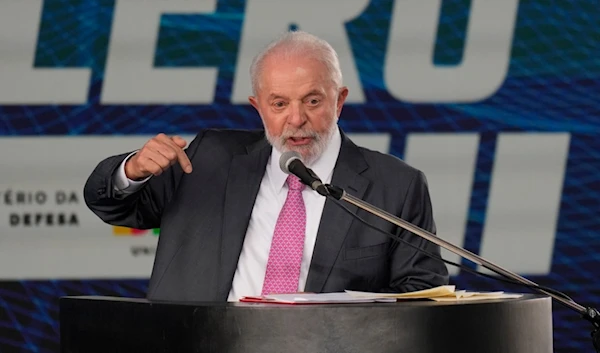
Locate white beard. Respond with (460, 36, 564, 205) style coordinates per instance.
(264, 116, 337, 166)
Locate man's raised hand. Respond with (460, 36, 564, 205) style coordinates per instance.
(125, 134, 193, 180)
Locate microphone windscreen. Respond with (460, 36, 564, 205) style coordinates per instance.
(279, 151, 302, 174)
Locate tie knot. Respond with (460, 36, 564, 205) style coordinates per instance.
(286, 175, 305, 191)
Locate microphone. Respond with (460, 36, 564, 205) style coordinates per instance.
(279, 151, 328, 196)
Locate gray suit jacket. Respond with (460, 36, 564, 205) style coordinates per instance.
(84, 128, 448, 301)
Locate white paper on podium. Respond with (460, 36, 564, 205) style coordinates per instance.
(345, 285, 457, 299)
(265, 292, 396, 303)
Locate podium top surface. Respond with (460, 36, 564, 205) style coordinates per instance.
(61, 293, 547, 308)
(60, 294, 553, 353)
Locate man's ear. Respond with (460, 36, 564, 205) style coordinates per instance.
(336, 87, 349, 117)
(249, 96, 259, 112)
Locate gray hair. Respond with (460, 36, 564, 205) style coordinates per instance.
(249, 30, 343, 95)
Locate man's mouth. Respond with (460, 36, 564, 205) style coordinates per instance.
(287, 136, 312, 146)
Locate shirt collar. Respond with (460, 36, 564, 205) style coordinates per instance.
(269, 127, 342, 193)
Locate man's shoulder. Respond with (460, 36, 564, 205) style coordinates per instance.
(195, 128, 265, 140)
(192, 128, 266, 147)
(354, 144, 421, 176)
(351, 145, 429, 192)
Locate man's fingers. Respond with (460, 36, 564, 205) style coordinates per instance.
(137, 155, 165, 177)
(155, 133, 186, 149)
(136, 134, 193, 176)
(175, 148, 193, 173)
(146, 151, 172, 171)
(171, 135, 187, 149)
(152, 138, 192, 174)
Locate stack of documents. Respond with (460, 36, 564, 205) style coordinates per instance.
(239, 285, 522, 304)
(346, 285, 523, 302)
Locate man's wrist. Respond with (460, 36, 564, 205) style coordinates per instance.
(124, 156, 148, 181)
(114, 151, 151, 194)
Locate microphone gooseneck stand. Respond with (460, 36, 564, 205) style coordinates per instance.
(322, 183, 600, 352)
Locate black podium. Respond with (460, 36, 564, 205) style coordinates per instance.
(60, 294, 552, 353)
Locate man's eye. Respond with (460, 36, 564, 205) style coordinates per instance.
(308, 99, 320, 106)
(273, 101, 285, 108)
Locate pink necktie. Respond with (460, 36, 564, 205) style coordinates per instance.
(261, 175, 306, 295)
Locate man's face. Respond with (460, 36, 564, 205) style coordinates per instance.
(249, 55, 349, 165)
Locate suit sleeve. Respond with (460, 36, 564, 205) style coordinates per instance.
(83, 132, 205, 230)
(385, 170, 450, 293)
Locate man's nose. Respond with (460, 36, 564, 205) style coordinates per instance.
(287, 102, 307, 127)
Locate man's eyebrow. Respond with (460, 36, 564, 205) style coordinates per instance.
(267, 93, 288, 100)
(302, 90, 325, 99)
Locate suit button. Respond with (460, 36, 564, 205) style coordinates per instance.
(97, 187, 106, 195)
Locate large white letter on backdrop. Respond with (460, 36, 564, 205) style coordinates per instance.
(101, 0, 218, 104)
(385, 0, 519, 103)
(0, 0, 91, 104)
(479, 133, 570, 275)
(404, 133, 480, 275)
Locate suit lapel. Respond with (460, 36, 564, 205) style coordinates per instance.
(305, 133, 370, 292)
(217, 138, 271, 300)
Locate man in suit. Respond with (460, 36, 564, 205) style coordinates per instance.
(84, 30, 449, 302)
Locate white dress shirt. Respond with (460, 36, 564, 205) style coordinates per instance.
(113, 129, 342, 301)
